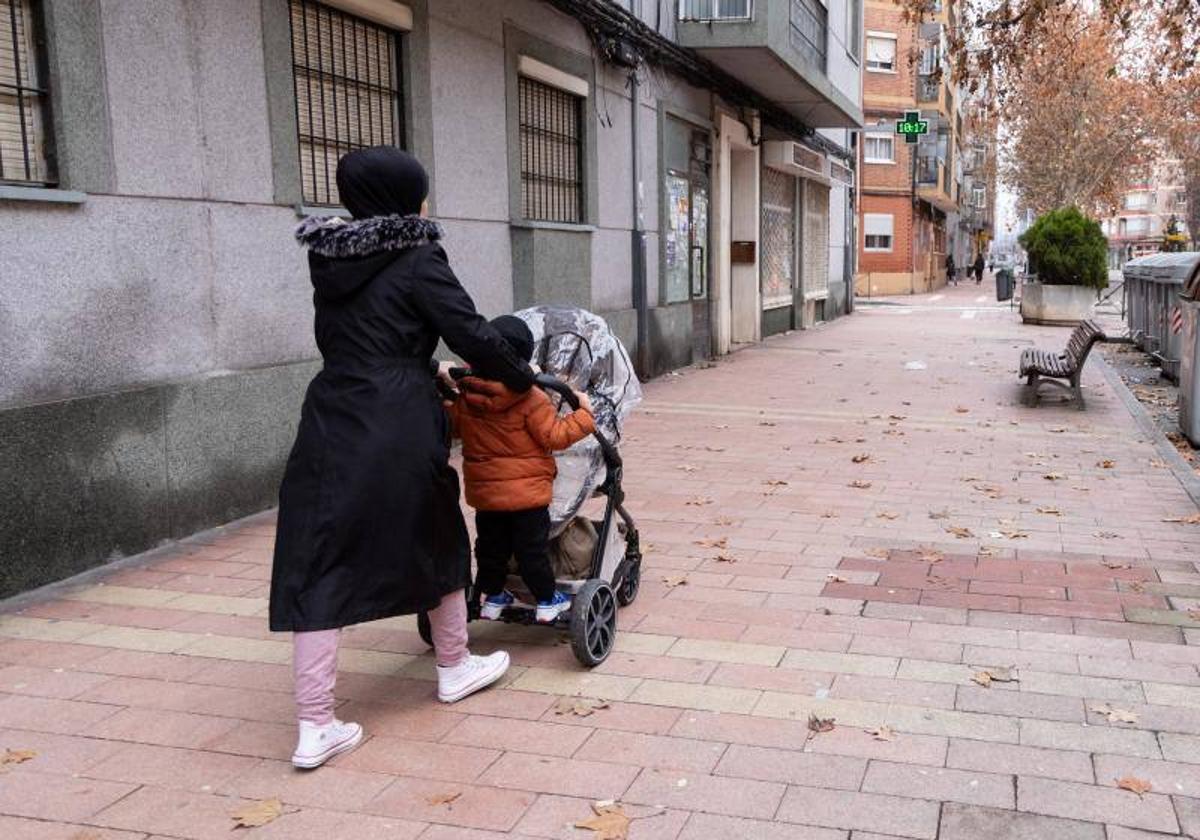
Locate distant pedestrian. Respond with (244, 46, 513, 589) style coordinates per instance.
(946, 253, 957, 286)
(270, 147, 535, 770)
(973, 253, 985, 285)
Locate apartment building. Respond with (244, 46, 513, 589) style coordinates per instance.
(0, 0, 863, 596)
(854, 0, 978, 295)
(1101, 157, 1191, 267)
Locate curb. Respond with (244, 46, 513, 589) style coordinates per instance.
(1093, 353, 1200, 509)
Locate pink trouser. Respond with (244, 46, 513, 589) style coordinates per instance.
(293, 590, 470, 725)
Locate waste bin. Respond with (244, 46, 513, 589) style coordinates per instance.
(1179, 263, 1200, 447)
(1123, 253, 1200, 380)
(996, 268, 1013, 301)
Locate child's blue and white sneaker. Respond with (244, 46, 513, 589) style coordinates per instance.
(536, 591, 571, 624)
(480, 590, 514, 620)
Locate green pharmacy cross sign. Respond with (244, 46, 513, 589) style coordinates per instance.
(895, 110, 929, 144)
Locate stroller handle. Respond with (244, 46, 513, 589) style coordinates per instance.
(534, 373, 581, 410)
(534, 374, 623, 472)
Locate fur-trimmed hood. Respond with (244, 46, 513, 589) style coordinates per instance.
(296, 214, 442, 259)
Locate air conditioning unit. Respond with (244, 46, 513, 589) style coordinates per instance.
(828, 160, 854, 187)
(763, 141, 830, 182)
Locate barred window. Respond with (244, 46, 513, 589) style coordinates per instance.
(1, 0, 52, 185)
(518, 75, 583, 224)
(289, 0, 404, 206)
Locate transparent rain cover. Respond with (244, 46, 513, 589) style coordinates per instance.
(514, 306, 643, 533)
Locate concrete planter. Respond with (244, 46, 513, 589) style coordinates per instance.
(1020, 282, 1097, 325)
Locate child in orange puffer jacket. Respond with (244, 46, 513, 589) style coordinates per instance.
(446, 315, 596, 623)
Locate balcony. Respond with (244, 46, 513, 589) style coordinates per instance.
(916, 156, 956, 213)
(675, 0, 863, 128)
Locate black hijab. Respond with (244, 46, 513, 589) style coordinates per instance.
(336, 146, 428, 219)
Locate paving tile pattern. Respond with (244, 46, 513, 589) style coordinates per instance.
(1, 282, 1199, 837)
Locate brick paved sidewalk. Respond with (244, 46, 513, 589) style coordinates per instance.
(3, 282, 1200, 839)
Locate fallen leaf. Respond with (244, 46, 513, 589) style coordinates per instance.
(1162, 513, 1200, 524)
(955, 407, 970, 414)
(918, 548, 944, 563)
(1094, 531, 1121, 540)
(876, 511, 899, 520)
(865, 725, 894, 741)
(0, 749, 36, 767)
(712, 516, 734, 526)
(889, 414, 907, 420)
(865, 547, 890, 559)
(971, 671, 993, 687)
(764, 479, 789, 487)
(826, 574, 847, 583)
(1089, 703, 1140, 724)
(661, 576, 688, 589)
(946, 526, 976, 539)
(231, 799, 284, 829)
(1048, 426, 1067, 433)
(715, 553, 739, 564)
(1036, 506, 1064, 516)
(575, 802, 631, 839)
(1098, 460, 1116, 469)
(426, 791, 463, 806)
(999, 530, 1029, 540)
(685, 496, 713, 507)
(1116, 776, 1152, 797)
(821, 511, 838, 518)
(1130, 581, 1146, 593)
(1101, 559, 1131, 570)
(851, 454, 872, 464)
(1043, 472, 1066, 481)
(758, 420, 777, 427)
(553, 697, 610, 717)
(807, 714, 836, 733)
(1188, 609, 1200, 622)
(849, 480, 872, 489)
(984, 666, 1018, 683)
(694, 537, 728, 549)
(928, 509, 952, 520)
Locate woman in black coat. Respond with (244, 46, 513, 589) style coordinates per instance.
(270, 147, 535, 769)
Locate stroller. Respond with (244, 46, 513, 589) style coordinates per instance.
(417, 306, 644, 666)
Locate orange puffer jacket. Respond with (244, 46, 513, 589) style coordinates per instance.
(447, 376, 595, 511)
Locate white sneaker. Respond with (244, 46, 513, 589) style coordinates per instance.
(437, 651, 510, 703)
(291, 719, 363, 769)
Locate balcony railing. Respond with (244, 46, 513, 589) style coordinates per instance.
(789, 0, 827, 69)
(679, 0, 753, 21)
(917, 156, 940, 187)
(917, 75, 939, 103)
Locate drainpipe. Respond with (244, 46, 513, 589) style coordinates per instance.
(630, 68, 650, 378)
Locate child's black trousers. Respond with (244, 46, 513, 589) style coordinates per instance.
(474, 507, 557, 603)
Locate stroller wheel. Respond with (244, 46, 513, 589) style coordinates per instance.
(616, 556, 641, 606)
(570, 579, 617, 667)
(416, 611, 433, 648)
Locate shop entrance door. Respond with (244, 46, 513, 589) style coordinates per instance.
(664, 120, 713, 362)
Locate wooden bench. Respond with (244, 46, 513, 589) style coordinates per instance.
(1019, 319, 1107, 408)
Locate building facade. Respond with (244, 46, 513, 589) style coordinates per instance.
(1101, 157, 1191, 268)
(853, 0, 991, 296)
(0, 0, 862, 596)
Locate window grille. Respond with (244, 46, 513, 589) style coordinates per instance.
(518, 75, 583, 224)
(790, 0, 827, 69)
(679, 0, 752, 21)
(289, 0, 404, 206)
(1, 0, 52, 185)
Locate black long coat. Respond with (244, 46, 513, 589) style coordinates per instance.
(269, 236, 531, 632)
